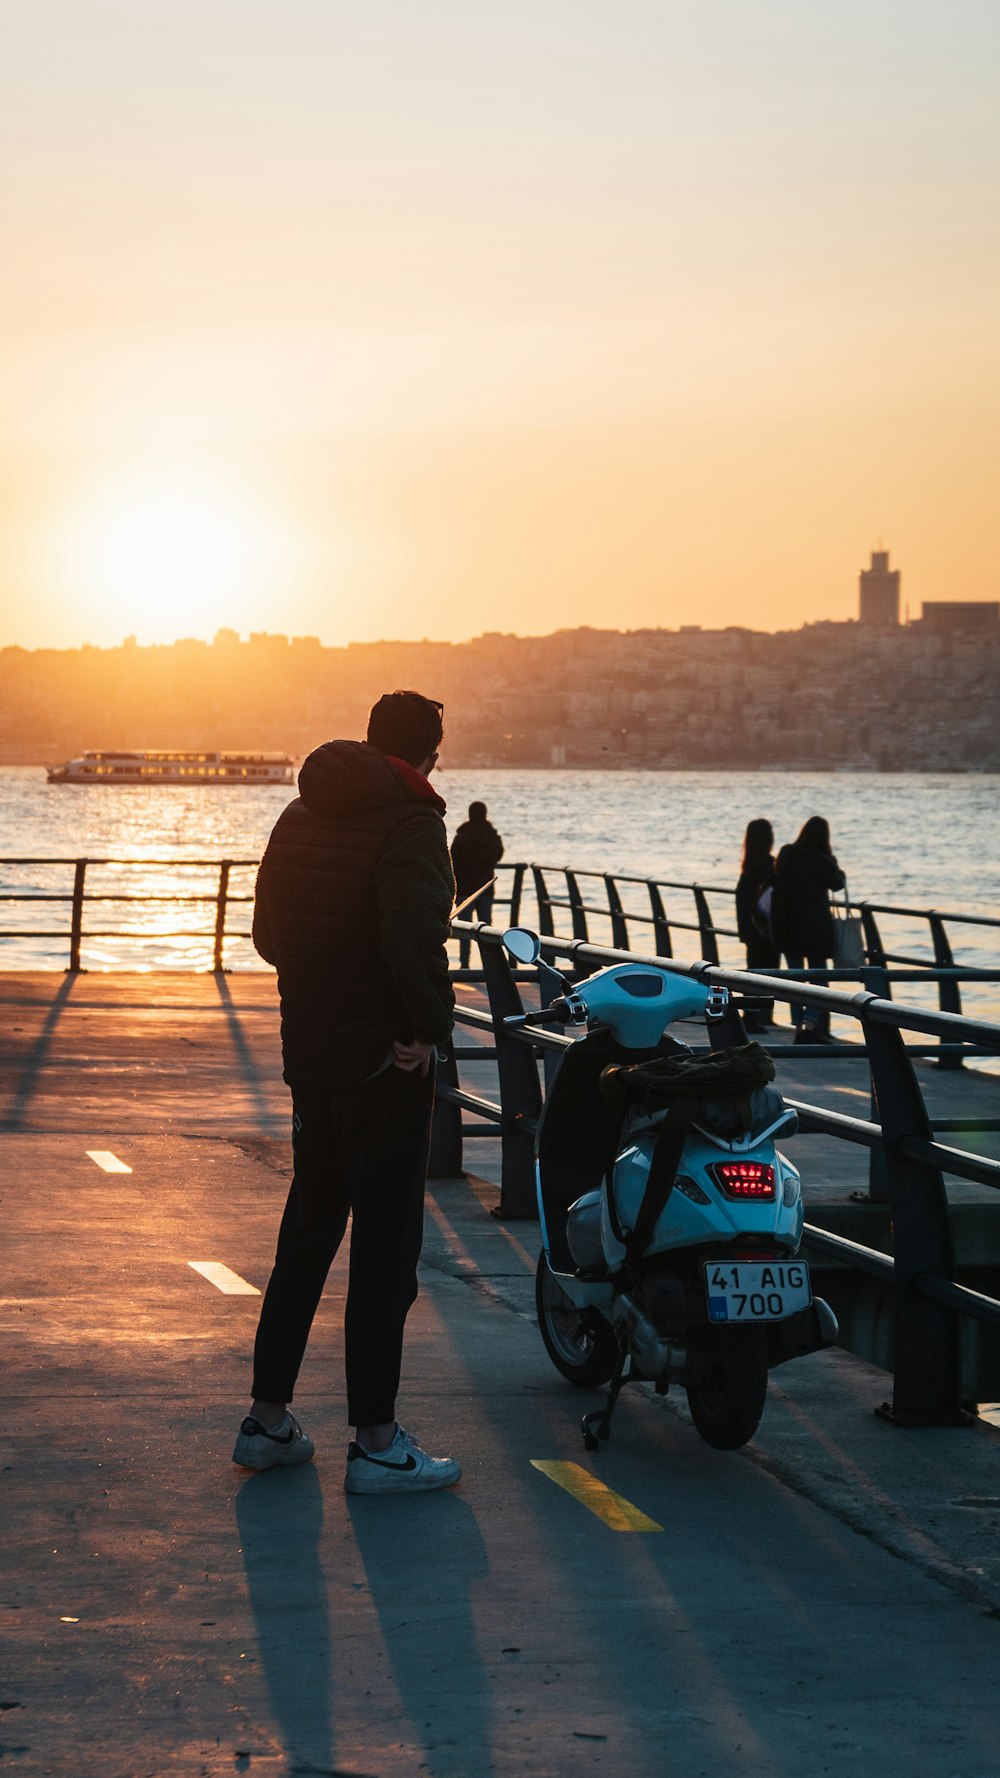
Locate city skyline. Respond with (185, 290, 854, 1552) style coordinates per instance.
(3, 607, 997, 774)
(5, 545, 996, 655)
(3, 3, 999, 651)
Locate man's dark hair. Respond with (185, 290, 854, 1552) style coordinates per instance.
(367, 690, 444, 768)
(469, 801, 487, 821)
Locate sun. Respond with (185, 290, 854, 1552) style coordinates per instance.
(69, 469, 284, 641)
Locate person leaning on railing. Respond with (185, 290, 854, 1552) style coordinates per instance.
(451, 800, 505, 967)
(771, 816, 846, 1044)
(734, 817, 779, 1032)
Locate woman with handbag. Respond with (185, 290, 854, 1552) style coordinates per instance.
(735, 818, 779, 1032)
(771, 816, 846, 1043)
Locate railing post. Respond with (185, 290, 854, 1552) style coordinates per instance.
(480, 938, 542, 1219)
(859, 904, 889, 989)
(533, 866, 555, 938)
(213, 860, 232, 973)
(928, 912, 963, 1072)
(648, 881, 673, 957)
(863, 1004, 967, 1425)
(68, 859, 87, 972)
(507, 862, 525, 927)
(862, 967, 891, 1201)
(429, 1037, 465, 1178)
(604, 875, 629, 950)
(692, 883, 720, 965)
(564, 870, 589, 941)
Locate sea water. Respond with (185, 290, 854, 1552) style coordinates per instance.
(0, 767, 997, 1020)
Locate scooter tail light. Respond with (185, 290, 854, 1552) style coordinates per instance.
(711, 1161, 776, 1200)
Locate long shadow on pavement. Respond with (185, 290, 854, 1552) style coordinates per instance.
(235, 1465, 340, 1775)
(1, 972, 76, 1130)
(346, 1491, 491, 1776)
(215, 973, 277, 1132)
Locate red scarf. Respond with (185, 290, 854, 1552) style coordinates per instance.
(386, 755, 446, 815)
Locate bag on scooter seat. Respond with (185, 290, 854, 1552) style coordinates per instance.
(598, 1043, 781, 1266)
(599, 1041, 777, 1135)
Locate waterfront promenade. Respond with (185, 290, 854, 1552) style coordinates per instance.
(4, 970, 1000, 1776)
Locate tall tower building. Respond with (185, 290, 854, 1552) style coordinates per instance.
(858, 549, 901, 626)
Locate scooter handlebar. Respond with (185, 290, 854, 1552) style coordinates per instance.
(503, 1002, 571, 1028)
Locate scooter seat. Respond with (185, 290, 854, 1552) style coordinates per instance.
(538, 1030, 672, 1274)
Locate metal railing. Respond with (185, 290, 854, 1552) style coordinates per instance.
(489, 862, 1000, 1071)
(2, 852, 998, 1423)
(1, 856, 997, 1016)
(431, 920, 1000, 1428)
(0, 857, 256, 972)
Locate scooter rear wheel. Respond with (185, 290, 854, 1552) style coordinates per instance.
(535, 1251, 619, 1387)
(686, 1326, 768, 1450)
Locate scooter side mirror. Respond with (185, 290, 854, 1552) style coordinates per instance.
(502, 926, 542, 965)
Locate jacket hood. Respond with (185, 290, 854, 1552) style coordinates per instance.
(297, 740, 446, 820)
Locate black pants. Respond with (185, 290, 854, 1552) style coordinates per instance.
(251, 1065, 435, 1426)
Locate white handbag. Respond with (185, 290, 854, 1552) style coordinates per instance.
(831, 882, 865, 971)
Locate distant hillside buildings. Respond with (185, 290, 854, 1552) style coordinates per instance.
(921, 601, 1000, 634)
(858, 547, 999, 635)
(1, 557, 998, 772)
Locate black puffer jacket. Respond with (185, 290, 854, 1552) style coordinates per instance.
(451, 817, 505, 901)
(252, 741, 455, 1090)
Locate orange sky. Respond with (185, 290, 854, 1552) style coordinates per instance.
(2, 2, 999, 648)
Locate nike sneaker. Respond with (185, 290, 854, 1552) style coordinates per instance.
(343, 1424, 461, 1494)
(232, 1412, 315, 1470)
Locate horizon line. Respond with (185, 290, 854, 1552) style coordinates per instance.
(5, 605, 995, 657)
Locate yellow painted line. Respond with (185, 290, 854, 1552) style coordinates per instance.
(187, 1261, 261, 1296)
(86, 1150, 132, 1174)
(531, 1460, 662, 1532)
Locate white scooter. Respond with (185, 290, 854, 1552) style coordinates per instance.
(502, 929, 838, 1451)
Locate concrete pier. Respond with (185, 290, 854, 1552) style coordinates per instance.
(3, 972, 1000, 1777)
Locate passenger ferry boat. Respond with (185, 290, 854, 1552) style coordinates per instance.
(46, 749, 296, 785)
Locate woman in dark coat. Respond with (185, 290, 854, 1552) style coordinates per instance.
(772, 816, 846, 1041)
(735, 818, 778, 1031)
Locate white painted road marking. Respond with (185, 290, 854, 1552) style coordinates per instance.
(86, 1150, 132, 1174)
(188, 1261, 261, 1296)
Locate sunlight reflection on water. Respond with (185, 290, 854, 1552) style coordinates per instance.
(0, 769, 997, 1011)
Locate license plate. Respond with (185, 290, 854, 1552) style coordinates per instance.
(704, 1260, 811, 1324)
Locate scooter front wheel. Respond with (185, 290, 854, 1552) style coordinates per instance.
(535, 1252, 619, 1387)
(686, 1326, 768, 1450)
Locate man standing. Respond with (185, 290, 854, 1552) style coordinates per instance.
(233, 690, 460, 1493)
(451, 800, 505, 968)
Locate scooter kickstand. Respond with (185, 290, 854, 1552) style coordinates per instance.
(581, 1353, 629, 1453)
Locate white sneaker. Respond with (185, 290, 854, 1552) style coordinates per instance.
(232, 1412, 314, 1470)
(344, 1424, 461, 1494)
